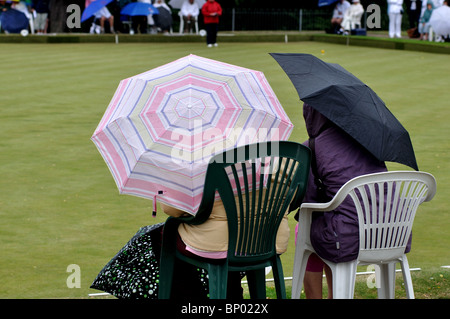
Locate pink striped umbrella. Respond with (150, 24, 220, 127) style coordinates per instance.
(91, 54, 293, 216)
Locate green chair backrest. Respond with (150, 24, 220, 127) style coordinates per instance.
(196, 141, 311, 265)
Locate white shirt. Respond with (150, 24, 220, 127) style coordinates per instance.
(181, 1, 199, 18)
(388, 0, 404, 14)
(333, 1, 351, 19)
(344, 3, 364, 20)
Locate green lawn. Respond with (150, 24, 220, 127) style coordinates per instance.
(0, 41, 448, 299)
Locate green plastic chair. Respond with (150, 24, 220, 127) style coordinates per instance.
(158, 141, 311, 299)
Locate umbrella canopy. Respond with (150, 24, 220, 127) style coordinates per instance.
(81, 0, 113, 22)
(168, 0, 206, 9)
(430, 5, 450, 37)
(270, 53, 418, 171)
(0, 9, 29, 33)
(91, 54, 293, 216)
(120, 2, 159, 16)
(153, 6, 172, 30)
(318, 0, 339, 7)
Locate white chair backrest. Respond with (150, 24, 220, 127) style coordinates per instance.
(335, 171, 436, 263)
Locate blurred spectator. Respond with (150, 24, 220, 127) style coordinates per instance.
(134, 0, 152, 34)
(1, 0, 12, 11)
(387, 0, 404, 38)
(32, 0, 49, 34)
(407, 0, 422, 29)
(329, 0, 350, 34)
(442, 0, 449, 42)
(419, 1, 433, 40)
(421, 0, 442, 14)
(85, 0, 115, 33)
(180, 0, 199, 33)
(339, 0, 364, 34)
(201, 0, 222, 47)
(154, 0, 172, 34)
(406, 0, 421, 38)
(0, 0, 10, 31)
(11, 0, 34, 33)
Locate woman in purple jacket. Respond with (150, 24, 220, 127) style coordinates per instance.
(300, 103, 388, 298)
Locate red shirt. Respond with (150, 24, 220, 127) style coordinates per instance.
(201, 1, 222, 24)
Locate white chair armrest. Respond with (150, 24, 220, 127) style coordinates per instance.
(300, 202, 332, 211)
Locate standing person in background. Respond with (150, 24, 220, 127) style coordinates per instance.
(32, 0, 50, 34)
(201, 0, 222, 47)
(407, 0, 422, 29)
(406, 0, 422, 38)
(387, 0, 404, 38)
(418, 1, 434, 40)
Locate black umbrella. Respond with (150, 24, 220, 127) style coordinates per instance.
(153, 6, 172, 32)
(270, 53, 418, 171)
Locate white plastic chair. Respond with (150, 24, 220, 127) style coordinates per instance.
(292, 171, 437, 299)
(178, 11, 198, 34)
(428, 27, 443, 42)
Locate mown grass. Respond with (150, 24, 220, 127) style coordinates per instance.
(0, 40, 448, 299)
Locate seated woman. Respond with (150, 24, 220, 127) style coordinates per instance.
(339, 0, 364, 34)
(419, 2, 434, 40)
(300, 103, 388, 299)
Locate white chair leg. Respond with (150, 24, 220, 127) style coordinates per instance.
(179, 15, 184, 34)
(376, 263, 396, 299)
(400, 256, 415, 299)
(291, 248, 311, 299)
(330, 260, 357, 299)
(428, 27, 433, 42)
(29, 17, 35, 34)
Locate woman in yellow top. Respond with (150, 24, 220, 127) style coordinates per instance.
(161, 159, 294, 299)
(162, 197, 290, 258)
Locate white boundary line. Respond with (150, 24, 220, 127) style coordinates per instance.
(89, 266, 449, 296)
(243, 268, 423, 284)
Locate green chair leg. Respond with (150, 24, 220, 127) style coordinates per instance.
(246, 268, 267, 299)
(207, 263, 229, 299)
(272, 257, 286, 299)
